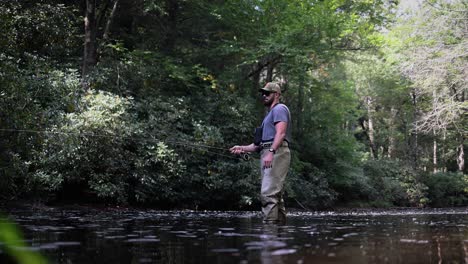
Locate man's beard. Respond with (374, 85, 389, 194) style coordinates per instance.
(263, 97, 273, 106)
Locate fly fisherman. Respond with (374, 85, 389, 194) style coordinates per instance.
(230, 82, 291, 224)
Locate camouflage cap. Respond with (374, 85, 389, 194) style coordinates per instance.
(259, 82, 281, 94)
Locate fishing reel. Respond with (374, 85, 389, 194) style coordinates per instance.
(240, 153, 251, 161)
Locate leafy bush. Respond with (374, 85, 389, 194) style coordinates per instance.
(133, 142, 185, 204)
(0, 153, 31, 201)
(362, 160, 430, 207)
(326, 159, 374, 205)
(192, 157, 260, 209)
(362, 160, 407, 206)
(423, 172, 468, 207)
(287, 156, 336, 209)
(31, 89, 185, 204)
(399, 167, 429, 207)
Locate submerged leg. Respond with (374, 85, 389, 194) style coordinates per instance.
(260, 147, 290, 223)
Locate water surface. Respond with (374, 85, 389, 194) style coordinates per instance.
(1, 207, 467, 263)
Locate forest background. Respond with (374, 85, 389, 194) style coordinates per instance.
(0, 0, 466, 210)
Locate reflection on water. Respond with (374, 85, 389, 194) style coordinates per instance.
(1, 208, 467, 263)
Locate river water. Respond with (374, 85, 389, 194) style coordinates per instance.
(1, 207, 467, 263)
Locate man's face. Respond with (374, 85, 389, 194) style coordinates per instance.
(261, 90, 276, 106)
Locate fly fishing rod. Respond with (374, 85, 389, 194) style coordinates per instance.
(0, 128, 251, 161)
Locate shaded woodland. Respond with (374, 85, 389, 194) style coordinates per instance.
(0, 0, 466, 209)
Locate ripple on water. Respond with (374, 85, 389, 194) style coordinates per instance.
(37, 241, 80, 250)
(40, 243, 58, 250)
(244, 240, 287, 249)
(218, 228, 235, 231)
(126, 238, 160, 243)
(107, 228, 125, 231)
(270, 249, 297, 256)
(342, 232, 359, 237)
(176, 234, 197, 238)
(54, 241, 81, 247)
(216, 232, 243, 237)
(400, 239, 429, 244)
(170, 230, 189, 234)
(211, 248, 239, 253)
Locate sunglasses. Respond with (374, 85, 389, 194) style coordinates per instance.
(261, 91, 276, 96)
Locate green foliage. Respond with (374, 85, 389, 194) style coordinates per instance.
(0, 1, 80, 61)
(32, 89, 134, 201)
(0, 0, 464, 210)
(423, 172, 468, 207)
(31, 88, 185, 204)
(133, 142, 185, 204)
(0, 216, 47, 264)
(364, 160, 405, 205)
(287, 155, 336, 209)
(0, 153, 31, 201)
(362, 160, 432, 207)
(399, 167, 430, 207)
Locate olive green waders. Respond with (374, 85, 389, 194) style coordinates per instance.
(260, 141, 290, 223)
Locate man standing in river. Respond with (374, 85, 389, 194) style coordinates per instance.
(230, 82, 291, 224)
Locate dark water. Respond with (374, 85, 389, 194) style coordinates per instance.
(1, 207, 467, 264)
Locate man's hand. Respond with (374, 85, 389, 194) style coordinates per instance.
(263, 151, 274, 169)
(229, 145, 244, 155)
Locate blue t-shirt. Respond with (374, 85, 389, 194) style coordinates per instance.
(261, 103, 291, 143)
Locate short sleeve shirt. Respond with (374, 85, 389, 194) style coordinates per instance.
(261, 103, 291, 143)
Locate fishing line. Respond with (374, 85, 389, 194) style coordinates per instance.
(0, 128, 251, 161)
(167, 140, 251, 161)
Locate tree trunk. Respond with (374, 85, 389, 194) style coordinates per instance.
(432, 90, 438, 172)
(265, 56, 276, 82)
(162, 0, 179, 54)
(388, 107, 397, 158)
(410, 89, 419, 168)
(82, 0, 98, 87)
(433, 133, 438, 173)
(296, 76, 304, 139)
(251, 63, 261, 96)
(103, 0, 119, 41)
(457, 138, 465, 172)
(456, 90, 466, 172)
(366, 96, 378, 159)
